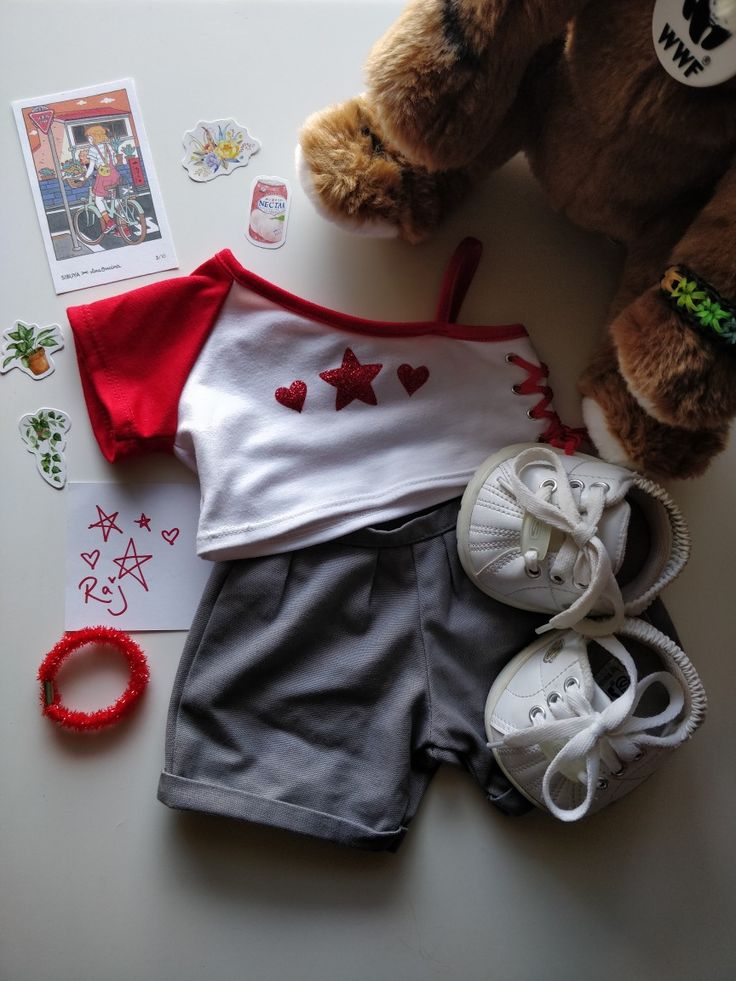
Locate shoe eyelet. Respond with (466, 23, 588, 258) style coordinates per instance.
(574, 581, 588, 590)
(569, 478, 584, 489)
(529, 705, 546, 723)
(550, 574, 564, 585)
(525, 566, 541, 579)
(597, 778, 609, 790)
(540, 478, 557, 491)
(633, 749, 646, 761)
(527, 408, 538, 419)
(505, 353, 517, 364)
(547, 691, 561, 706)
(591, 480, 610, 492)
(612, 764, 627, 777)
(511, 383, 522, 395)
(564, 676, 580, 691)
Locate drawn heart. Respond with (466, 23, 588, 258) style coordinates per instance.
(397, 363, 429, 396)
(80, 550, 100, 570)
(108, 576, 116, 584)
(161, 528, 180, 545)
(275, 380, 307, 413)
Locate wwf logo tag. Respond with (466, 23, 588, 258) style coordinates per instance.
(652, 0, 736, 86)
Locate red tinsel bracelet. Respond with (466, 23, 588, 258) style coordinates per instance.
(38, 626, 149, 731)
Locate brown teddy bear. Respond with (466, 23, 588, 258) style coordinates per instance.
(296, 0, 736, 479)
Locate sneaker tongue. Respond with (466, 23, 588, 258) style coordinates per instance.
(535, 498, 631, 574)
(595, 498, 631, 576)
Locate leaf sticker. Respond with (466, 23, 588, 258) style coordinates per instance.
(0, 320, 64, 380)
(18, 407, 71, 489)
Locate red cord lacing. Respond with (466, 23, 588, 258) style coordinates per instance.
(508, 353, 589, 455)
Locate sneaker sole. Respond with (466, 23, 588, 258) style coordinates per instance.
(455, 441, 604, 612)
(483, 632, 559, 809)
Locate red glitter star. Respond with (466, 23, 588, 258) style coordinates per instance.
(134, 512, 152, 531)
(112, 538, 153, 592)
(88, 505, 123, 543)
(319, 347, 383, 410)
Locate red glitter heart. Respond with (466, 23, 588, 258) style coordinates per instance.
(397, 363, 429, 396)
(275, 380, 307, 412)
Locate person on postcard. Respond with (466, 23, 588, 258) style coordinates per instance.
(83, 124, 121, 234)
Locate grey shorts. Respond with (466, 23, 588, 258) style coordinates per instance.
(157, 497, 677, 851)
(157, 497, 547, 850)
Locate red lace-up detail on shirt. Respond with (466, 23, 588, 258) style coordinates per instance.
(507, 353, 588, 454)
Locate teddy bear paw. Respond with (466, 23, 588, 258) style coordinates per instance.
(612, 290, 736, 432)
(579, 339, 729, 480)
(297, 96, 467, 243)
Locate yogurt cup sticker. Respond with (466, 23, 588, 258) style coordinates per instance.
(247, 176, 290, 249)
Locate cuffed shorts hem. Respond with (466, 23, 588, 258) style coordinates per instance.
(157, 771, 407, 852)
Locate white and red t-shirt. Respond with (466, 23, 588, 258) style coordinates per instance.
(67, 239, 569, 560)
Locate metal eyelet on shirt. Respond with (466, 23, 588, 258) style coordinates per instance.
(529, 705, 546, 723)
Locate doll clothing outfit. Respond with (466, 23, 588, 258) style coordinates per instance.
(67, 238, 573, 561)
(67, 239, 585, 850)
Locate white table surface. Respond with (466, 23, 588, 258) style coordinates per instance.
(2, 3, 735, 980)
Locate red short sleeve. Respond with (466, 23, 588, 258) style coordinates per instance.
(67, 255, 233, 462)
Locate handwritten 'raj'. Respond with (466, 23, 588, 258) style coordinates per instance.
(65, 483, 210, 631)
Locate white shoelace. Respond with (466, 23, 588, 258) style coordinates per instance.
(501, 447, 626, 637)
(490, 635, 686, 821)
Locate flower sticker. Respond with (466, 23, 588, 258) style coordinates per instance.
(182, 119, 261, 182)
(1, 320, 63, 379)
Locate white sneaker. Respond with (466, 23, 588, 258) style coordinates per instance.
(456, 443, 690, 636)
(485, 617, 707, 821)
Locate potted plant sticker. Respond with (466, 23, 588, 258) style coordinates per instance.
(1, 321, 63, 379)
(19, 407, 71, 488)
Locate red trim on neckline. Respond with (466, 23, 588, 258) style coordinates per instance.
(215, 249, 528, 342)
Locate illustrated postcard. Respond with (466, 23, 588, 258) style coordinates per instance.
(12, 78, 177, 294)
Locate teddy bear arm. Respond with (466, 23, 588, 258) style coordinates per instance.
(606, 164, 736, 436)
(668, 162, 736, 301)
(365, 0, 590, 172)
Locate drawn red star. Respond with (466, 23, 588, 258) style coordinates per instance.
(319, 347, 383, 410)
(134, 512, 152, 531)
(112, 537, 153, 592)
(88, 504, 123, 543)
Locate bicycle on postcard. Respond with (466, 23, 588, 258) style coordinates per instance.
(67, 176, 147, 246)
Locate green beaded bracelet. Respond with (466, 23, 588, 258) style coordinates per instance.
(660, 266, 736, 345)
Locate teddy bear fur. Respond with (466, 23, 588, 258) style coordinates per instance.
(297, 0, 736, 479)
